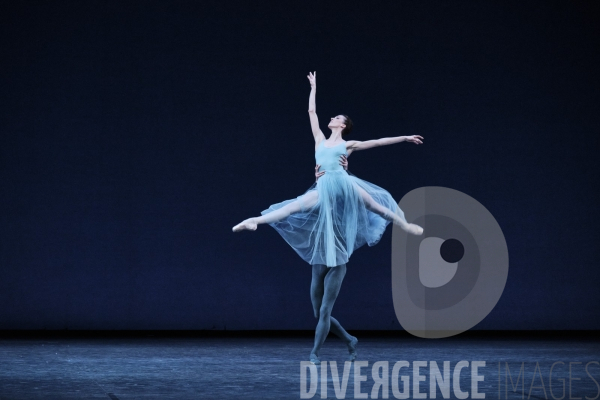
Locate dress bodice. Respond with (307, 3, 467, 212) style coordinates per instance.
(315, 140, 347, 172)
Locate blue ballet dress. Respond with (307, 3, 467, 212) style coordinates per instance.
(261, 140, 407, 267)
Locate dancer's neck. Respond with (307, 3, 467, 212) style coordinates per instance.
(328, 131, 343, 142)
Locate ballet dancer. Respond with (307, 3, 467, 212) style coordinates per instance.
(233, 71, 424, 364)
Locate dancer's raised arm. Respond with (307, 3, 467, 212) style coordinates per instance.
(307, 71, 326, 144)
(345, 135, 424, 155)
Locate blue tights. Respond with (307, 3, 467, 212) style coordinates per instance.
(310, 263, 356, 358)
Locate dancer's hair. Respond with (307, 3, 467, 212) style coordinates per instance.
(341, 115, 353, 136)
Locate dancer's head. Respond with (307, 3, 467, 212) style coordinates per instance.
(328, 115, 353, 136)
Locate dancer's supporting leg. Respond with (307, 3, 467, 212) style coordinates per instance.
(354, 185, 423, 235)
(309, 263, 357, 364)
(232, 190, 319, 232)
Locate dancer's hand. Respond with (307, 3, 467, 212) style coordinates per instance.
(405, 135, 424, 145)
(315, 164, 325, 182)
(340, 154, 348, 170)
(315, 155, 348, 182)
(307, 71, 316, 88)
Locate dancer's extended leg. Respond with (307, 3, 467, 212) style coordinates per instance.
(354, 185, 423, 235)
(232, 190, 318, 232)
(309, 263, 356, 364)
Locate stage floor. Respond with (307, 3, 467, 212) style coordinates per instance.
(1, 332, 599, 399)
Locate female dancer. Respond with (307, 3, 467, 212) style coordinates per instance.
(232, 71, 424, 364)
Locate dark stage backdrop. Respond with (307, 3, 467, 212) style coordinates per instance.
(1, 1, 598, 330)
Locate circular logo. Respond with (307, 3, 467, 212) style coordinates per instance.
(391, 186, 509, 338)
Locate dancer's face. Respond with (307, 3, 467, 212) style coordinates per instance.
(328, 115, 346, 130)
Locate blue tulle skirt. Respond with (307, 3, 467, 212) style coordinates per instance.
(261, 170, 406, 267)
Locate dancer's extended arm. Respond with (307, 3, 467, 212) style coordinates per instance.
(307, 71, 326, 145)
(345, 135, 424, 155)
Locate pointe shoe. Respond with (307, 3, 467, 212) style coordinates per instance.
(405, 223, 424, 236)
(232, 218, 257, 232)
(391, 215, 424, 236)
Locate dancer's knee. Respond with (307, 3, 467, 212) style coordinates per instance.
(362, 196, 378, 213)
(312, 300, 321, 320)
(319, 304, 332, 320)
